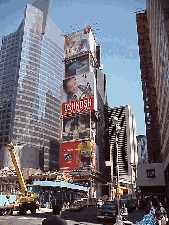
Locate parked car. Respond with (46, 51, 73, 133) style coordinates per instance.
(97, 202, 118, 222)
(69, 202, 83, 212)
(75, 200, 85, 209)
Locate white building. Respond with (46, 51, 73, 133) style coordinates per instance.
(108, 105, 138, 192)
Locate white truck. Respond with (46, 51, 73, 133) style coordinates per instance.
(81, 198, 98, 207)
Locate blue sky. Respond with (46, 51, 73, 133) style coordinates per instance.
(0, 0, 146, 135)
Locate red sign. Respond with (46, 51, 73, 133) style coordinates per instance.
(60, 140, 94, 171)
(62, 97, 94, 116)
(60, 141, 81, 171)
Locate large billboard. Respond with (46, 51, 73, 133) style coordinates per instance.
(62, 113, 90, 142)
(60, 140, 97, 171)
(65, 54, 89, 78)
(62, 72, 95, 115)
(64, 27, 91, 57)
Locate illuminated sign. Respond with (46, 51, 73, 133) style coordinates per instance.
(62, 97, 94, 115)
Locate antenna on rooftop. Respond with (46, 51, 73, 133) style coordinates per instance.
(88, 20, 92, 26)
(70, 25, 75, 32)
(91, 22, 97, 26)
(75, 23, 80, 30)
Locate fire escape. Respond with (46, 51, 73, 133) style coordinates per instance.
(136, 11, 162, 163)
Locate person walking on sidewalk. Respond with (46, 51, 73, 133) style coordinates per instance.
(155, 202, 167, 225)
(42, 204, 67, 225)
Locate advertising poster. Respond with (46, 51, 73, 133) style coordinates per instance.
(62, 72, 94, 103)
(62, 97, 94, 116)
(60, 140, 94, 171)
(62, 113, 90, 142)
(65, 54, 89, 78)
(64, 27, 90, 57)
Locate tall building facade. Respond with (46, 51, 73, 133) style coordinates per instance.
(0, 0, 64, 171)
(137, 135, 148, 164)
(59, 27, 107, 198)
(107, 105, 138, 189)
(136, 0, 168, 167)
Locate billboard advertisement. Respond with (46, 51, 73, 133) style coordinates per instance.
(60, 140, 96, 171)
(62, 72, 95, 115)
(65, 54, 89, 78)
(64, 27, 91, 57)
(63, 73, 94, 103)
(62, 113, 90, 142)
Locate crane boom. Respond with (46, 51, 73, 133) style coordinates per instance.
(7, 143, 27, 192)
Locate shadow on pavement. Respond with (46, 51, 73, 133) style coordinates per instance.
(128, 210, 145, 224)
(13, 210, 53, 219)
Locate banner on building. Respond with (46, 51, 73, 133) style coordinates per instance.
(60, 140, 95, 171)
(65, 54, 89, 78)
(64, 27, 91, 57)
(62, 113, 90, 142)
(62, 73, 94, 103)
(62, 97, 94, 116)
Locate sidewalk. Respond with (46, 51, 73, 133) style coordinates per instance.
(128, 209, 145, 224)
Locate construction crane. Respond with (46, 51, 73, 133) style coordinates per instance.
(4, 142, 39, 215)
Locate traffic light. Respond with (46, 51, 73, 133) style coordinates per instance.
(116, 187, 122, 195)
(7, 142, 14, 151)
(6, 142, 14, 148)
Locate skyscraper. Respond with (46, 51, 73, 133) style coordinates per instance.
(136, 0, 168, 166)
(0, 0, 64, 171)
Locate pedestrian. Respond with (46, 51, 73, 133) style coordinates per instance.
(42, 204, 67, 225)
(150, 205, 156, 215)
(155, 202, 167, 225)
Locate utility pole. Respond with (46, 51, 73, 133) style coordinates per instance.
(105, 144, 113, 200)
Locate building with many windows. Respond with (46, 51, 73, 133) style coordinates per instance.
(107, 105, 138, 193)
(136, 1, 168, 165)
(136, 0, 169, 201)
(0, 0, 64, 171)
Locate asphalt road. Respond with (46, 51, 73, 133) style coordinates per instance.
(0, 207, 114, 225)
(0, 207, 146, 225)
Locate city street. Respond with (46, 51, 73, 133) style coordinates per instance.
(0, 207, 148, 225)
(0, 207, 113, 225)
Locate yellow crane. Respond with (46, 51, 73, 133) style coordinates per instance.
(6, 142, 39, 215)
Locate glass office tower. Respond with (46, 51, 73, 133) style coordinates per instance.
(0, 1, 64, 171)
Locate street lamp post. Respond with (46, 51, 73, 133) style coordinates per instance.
(112, 116, 122, 225)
